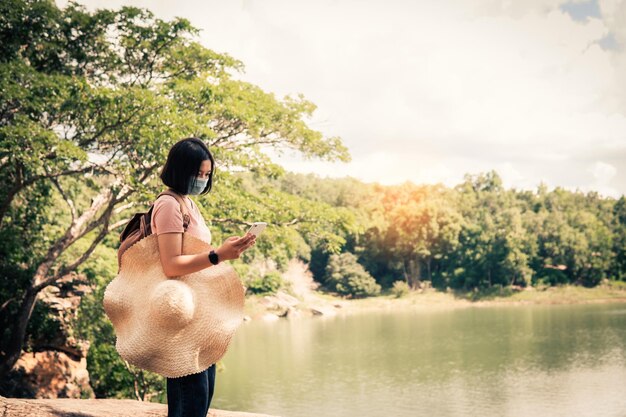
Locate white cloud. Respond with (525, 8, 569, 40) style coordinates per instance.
(599, 0, 626, 44)
(583, 160, 620, 197)
(589, 160, 617, 181)
(58, 0, 626, 197)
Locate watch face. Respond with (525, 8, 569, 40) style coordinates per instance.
(209, 251, 219, 264)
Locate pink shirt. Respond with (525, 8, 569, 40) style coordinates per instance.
(150, 194, 212, 245)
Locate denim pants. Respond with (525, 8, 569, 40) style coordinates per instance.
(167, 363, 216, 417)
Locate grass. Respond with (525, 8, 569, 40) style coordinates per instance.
(243, 281, 626, 318)
(485, 282, 626, 304)
(382, 282, 626, 307)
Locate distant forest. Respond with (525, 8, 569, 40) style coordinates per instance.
(248, 170, 626, 292)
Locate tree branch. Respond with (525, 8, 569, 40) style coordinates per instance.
(114, 201, 137, 214)
(75, 106, 146, 148)
(0, 297, 16, 315)
(33, 209, 113, 292)
(48, 170, 77, 222)
(30, 163, 158, 292)
(108, 218, 131, 233)
(211, 218, 300, 227)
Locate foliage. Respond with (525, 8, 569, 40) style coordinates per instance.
(270, 171, 625, 293)
(390, 280, 410, 298)
(324, 252, 381, 298)
(246, 271, 284, 295)
(612, 197, 626, 280)
(0, 0, 352, 392)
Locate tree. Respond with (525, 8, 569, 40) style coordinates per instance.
(324, 252, 381, 298)
(0, 0, 350, 379)
(612, 197, 626, 281)
(383, 183, 462, 289)
(448, 171, 533, 290)
(530, 189, 614, 287)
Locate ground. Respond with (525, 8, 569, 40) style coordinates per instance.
(0, 396, 280, 417)
(244, 263, 626, 321)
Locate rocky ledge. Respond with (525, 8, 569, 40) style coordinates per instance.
(0, 396, 280, 417)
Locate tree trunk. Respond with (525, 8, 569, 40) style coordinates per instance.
(0, 187, 118, 379)
(0, 288, 38, 379)
(0, 169, 154, 379)
(0, 182, 20, 229)
(407, 258, 421, 290)
(402, 260, 410, 285)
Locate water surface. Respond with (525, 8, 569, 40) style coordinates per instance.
(212, 303, 626, 417)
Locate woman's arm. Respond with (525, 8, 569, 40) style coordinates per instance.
(157, 232, 256, 277)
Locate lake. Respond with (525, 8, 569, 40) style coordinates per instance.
(212, 303, 626, 417)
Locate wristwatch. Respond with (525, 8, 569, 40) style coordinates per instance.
(208, 250, 219, 265)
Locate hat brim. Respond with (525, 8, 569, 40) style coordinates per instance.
(104, 233, 245, 378)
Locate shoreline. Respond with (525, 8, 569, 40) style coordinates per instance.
(243, 284, 626, 321)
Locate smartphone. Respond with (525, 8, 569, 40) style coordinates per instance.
(247, 222, 267, 237)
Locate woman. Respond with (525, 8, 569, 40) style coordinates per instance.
(150, 137, 256, 417)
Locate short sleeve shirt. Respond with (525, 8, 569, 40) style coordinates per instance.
(150, 195, 212, 245)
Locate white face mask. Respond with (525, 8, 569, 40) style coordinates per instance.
(187, 176, 208, 195)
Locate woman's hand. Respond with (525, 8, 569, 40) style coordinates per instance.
(215, 232, 256, 261)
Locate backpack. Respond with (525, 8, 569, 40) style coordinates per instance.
(117, 189, 191, 271)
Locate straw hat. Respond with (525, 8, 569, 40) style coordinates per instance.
(103, 232, 245, 378)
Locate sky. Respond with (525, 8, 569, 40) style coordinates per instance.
(58, 0, 626, 197)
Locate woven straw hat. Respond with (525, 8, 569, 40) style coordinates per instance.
(103, 232, 245, 378)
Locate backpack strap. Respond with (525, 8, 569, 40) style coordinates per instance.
(156, 189, 191, 231)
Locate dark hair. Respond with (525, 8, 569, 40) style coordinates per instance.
(159, 137, 215, 195)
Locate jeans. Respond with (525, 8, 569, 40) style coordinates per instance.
(167, 363, 216, 417)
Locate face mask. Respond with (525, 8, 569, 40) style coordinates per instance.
(187, 176, 208, 195)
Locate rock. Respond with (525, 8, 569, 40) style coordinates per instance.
(260, 313, 280, 322)
(309, 306, 337, 316)
(0, 396, 281, 417)
(310, 307, 324, 316)
(259, 291, 300, 312)
(278, 306, 301, 319)
(8, 349, 94, 399)
(258, 297, 275, 307)
(35, 278, 93, 360)
(274, 291, 299, 307)
(4, 274, 96, 399)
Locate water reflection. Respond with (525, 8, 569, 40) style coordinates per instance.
(213, 303, 626, 417)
